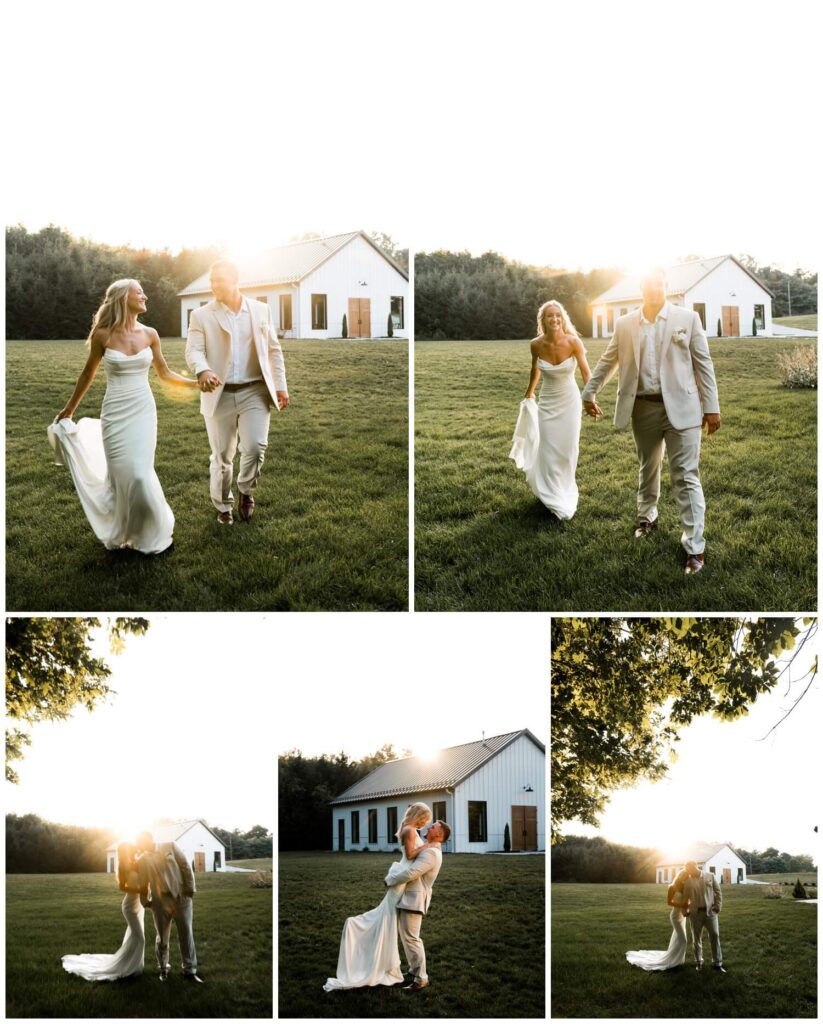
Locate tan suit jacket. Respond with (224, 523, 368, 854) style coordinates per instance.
(138, 841, 196, 903)
(581, 304, 720, 430)
(185, 298, 288, 416)
(386, 847, 443, 915)
(683, 870, 722, 917)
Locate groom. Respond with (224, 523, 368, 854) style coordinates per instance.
(185, 258, 289, 525)
(136, 831, 203, 983)
(581, 268, 720, 574)
(682, 860, 725, 972)
(384, 820, 450, 992)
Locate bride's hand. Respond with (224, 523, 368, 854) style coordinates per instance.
(55, 406, 74, 422)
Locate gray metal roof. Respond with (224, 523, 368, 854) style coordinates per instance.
(592, 255, 773, 304)
(657, 842, 744, 867)
(330, 729, 545, 805)
(177, 230, 408, 296)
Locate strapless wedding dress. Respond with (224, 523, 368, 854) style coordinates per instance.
(48, 347, 174, 553)
(510, 356, 581, 519)
(626, 907, 689, 971)
(62, 891, 145, 981)
(323, 839, 421, 990)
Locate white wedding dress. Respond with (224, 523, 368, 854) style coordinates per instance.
(323, 836, 421, 990)
(62, 890, 145, 981)
(626, 907, 688, 971)
(510, 356, 581, 519)
(48, 347, 174, 554)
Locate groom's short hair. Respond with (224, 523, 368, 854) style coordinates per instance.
(210, 258, 240, 281)
(437, 821, 451, 842)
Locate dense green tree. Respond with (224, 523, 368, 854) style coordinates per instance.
(5, 617, 149, 782)
(551, 617, 816, 842)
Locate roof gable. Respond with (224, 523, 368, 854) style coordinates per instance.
(331, 729, 545, 805)
(657, 842, 745, 866)
(593, 255, 773, 304)
(106, 818, 225, 852)
(178, 230, 407, 296)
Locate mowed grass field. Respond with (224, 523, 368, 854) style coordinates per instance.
(5, 871, 272, 1018)
(279, 852, 545, 1018)
(749, 870, 818, 885)
(6, 339, 408, 611)
(415, 338, 817, 611)
(773, 315, 818, 331)
(551, 882, 817, 1018)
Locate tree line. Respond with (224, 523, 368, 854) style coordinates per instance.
(6, 225, 407, 341)
(414, 250, 817, 340)
(5, 814, 271, 872)
(279, 743, 410, 851)
(551, 835, 815, 883)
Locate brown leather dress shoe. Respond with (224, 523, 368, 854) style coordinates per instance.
(217, 510, 233, 525)
(238, 492, 255, 522)
(634, 519, 657, 538)
(402, 979, 430, 991)
(685, 552, 705, 574)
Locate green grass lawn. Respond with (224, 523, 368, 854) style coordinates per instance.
(415, 338, 817, 611)
(227, 858, 273, 870)
(6, 339, 408, 611)
(5, 871, 271, 1018)
(748, 871, 818, 885)
(279, 851, 545, 1018)
(773, 315, 818, 331)
(551, 882, 817, 1018)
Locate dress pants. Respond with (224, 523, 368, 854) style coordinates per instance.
(690, 909, 722, 966)
(204, 382, 271, 513)
(398, 910, 427, 982)
(631, 398, 706, 555)
(152, 895, 197, 974)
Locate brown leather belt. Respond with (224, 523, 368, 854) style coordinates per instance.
(636, 394, 664, 402)
(222, 380, 263, 392)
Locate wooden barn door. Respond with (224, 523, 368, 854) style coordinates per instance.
(511, 806, 538, 852)
(722, 867, 731, 884)
(194, 851, 206, 872)
(348, 297, 372, 338)
(338, 819, 345, 851)
(722, 305, 739, 337)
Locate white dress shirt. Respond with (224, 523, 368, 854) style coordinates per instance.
(220, 297, 263, 385)
(637, 301, 669, 396)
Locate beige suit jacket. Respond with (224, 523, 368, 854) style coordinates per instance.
(386, 846, 443, 915)
(581, 304, 720, 430)
(138, 841, 196, 903)
(185, 298, 288, 416)
(683, 870, 722, 917)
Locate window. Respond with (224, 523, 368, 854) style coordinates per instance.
(621, 307, 628, 316)
(432, 800, 446, 823)
(257, 296, 268, 306)
(214, 851, 221, 870)
(387, 806, 398, 843)
(607, 308, 614, 332)
(709, 865, 716, 875)
(351, 810, 360, 844)
(693, 302, 707, 329)
(754, 304, 765, 330)
(311, 293, 327, 330)
(390, 295, 404, 329)
(468, 801, 487, 843)
(280, 294, 293, 331)
(368, 809, 378, 844)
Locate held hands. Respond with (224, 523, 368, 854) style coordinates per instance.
(197, 370, 222, 393)
(583, 400, 603, 420)
(702, 413, 721, 435)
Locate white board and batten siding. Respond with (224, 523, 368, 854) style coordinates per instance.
(655, 843, 747, 884)
(333, 790, 451, 854)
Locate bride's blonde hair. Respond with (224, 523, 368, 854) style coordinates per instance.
(87, 279, 141, 346)
(395, 801, 432, 839)
(536, 300, 582, 343)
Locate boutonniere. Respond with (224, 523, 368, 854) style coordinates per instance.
(672, 327, 689, 347)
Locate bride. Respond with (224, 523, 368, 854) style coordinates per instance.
(62, 842, 149, 981)
(49, 279, 202, 554)
(625, 870, 691, 971)
(509, 300, 594, 520)
(323, 802, 436, 991)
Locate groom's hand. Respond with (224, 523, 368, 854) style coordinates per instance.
(583, 400, 603, 420)
(277, 391, 290, 409)
(702, 413, 721, 435)
(197, 370, 222, 392)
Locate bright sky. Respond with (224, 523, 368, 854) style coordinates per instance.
(4, 3, 815, 268)
(560, 640, 819, 859)
(277, 613, 548, 759)
(5, 617, 275, 836)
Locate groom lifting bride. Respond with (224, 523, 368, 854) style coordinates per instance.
(581, 267, 721, 575)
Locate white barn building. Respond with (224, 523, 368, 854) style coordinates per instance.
(655, 843, 747, 885)
(590, 256, 774, 339)
(178, 230, 408, 340)
(330, 729, 546, 854)
(106, 819, 227, 875)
